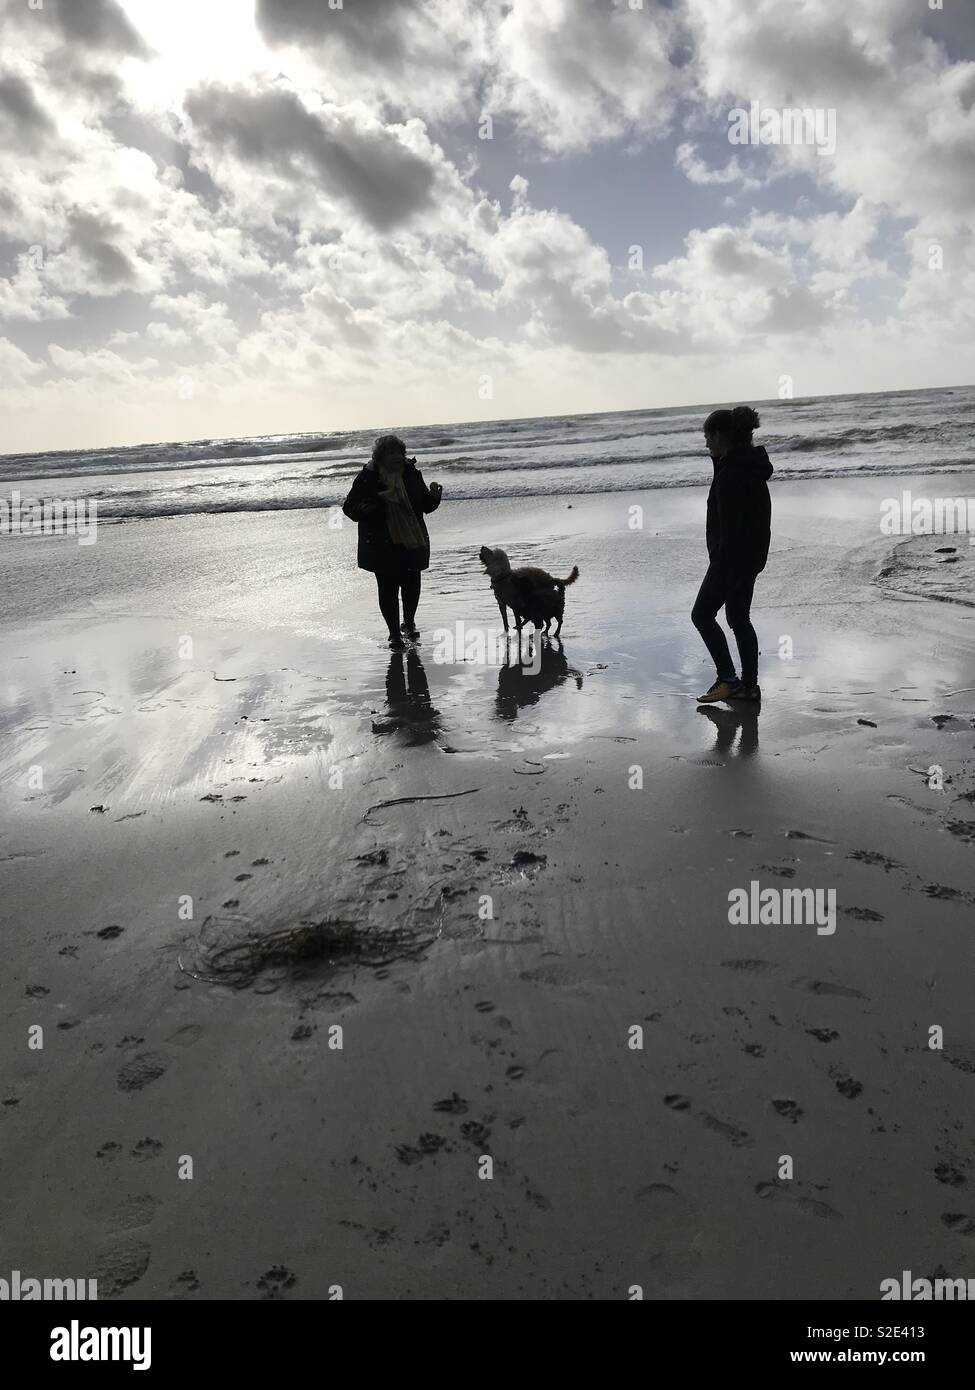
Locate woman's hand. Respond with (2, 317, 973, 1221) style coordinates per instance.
(428, 481, 443, 499)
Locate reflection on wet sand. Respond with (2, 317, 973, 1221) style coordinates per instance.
(371, 648, 443, 745)
(696, 703, 760, 757)
(494, 637, 583, 723)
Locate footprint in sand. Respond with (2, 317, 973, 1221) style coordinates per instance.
(664, 1094, 750, 1146)
(256, 1266, 296, 1298)
(460, 1120, 492, 1147)
(170, 1270, 201, 1297)
(772, 1099, 804, 1123)
(395, 1133, 447, 1165)
(755, 1183, 841, 1221)
(664, 1094, 691, 1111)
(92, 1240, 151, 1298)
(829, 1068, 863, 1099)
(635, 1184, 704, 1281)
(433, 1093, 468, 1114)
(941, 1213, 975, 1236)
(701, 1114, 751, 1146)
(131, 1137, 163, 1161)
(109, 1194, 159, 1233)
(721, 959, 776, 974)
(934, 1164, 966, 1187)
(842, 907, 885, 922)
(117, 1053, 168, 1092)
(791, 978, 867, 999)
(806, 1028, 839, 1043)
(848, 849, 901, 871)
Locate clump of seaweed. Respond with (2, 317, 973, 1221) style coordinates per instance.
(178, 891, 446, 990)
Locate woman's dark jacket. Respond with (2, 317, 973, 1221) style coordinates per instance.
(342, 461, 441, 574)
(706, 443, 773, 578)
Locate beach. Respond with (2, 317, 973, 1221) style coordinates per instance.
(1, 471, 974, 1300)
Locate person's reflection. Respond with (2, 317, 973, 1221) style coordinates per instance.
(697, 703, 759, 757)
(372, 648, 442, 745)
(494, 637, 583, 723)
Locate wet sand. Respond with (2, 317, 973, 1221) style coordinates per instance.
(1, 476, 973, 1299)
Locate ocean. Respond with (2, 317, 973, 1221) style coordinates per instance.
(1, 384, 973, 524)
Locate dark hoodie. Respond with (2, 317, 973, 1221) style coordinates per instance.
(706, 443, 773, 578)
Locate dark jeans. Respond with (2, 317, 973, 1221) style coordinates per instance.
(375, 572, 421, 633)
(691, 563, 759, 686)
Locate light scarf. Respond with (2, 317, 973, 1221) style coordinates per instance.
(377, 461, 427, 550)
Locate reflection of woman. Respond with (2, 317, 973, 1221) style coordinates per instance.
(373, 649, 442, 746)
(342, 435, 443, 648)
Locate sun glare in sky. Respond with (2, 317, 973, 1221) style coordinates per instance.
(119, 0, 272, 104)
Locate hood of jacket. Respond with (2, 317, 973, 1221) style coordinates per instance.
(715, 443, 773, 482)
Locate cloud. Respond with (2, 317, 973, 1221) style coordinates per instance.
(0, 71, 57, 150)
(649, 224, 839, 340)
(66, 208, 138, 287)
(47, 343, 160, 379)
(683, 0, 975, 224)
(488, 0, 679, 153)
(146, 320, 191, 347)
(256, 0, 415, 63)
(483, 180, 684, 354)
(150, 291, 239, 347)
(675, 142, 763, 192)
(255, 0, 490, 120)
(182, 84, 439, 231)
(0, 266, 70, 322)
(47, 0, 151, 59)
(0, 336, 44, 386)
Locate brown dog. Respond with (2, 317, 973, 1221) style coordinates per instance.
(479, 545, 580, 636)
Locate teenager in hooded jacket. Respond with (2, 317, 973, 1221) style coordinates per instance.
(692, 405, 773, 703)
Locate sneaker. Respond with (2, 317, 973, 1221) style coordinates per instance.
(696, 679, 740, 704)
(400, 621, 420, 641)
(731, 684, 761, 702)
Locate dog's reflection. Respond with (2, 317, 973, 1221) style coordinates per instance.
(372, 649, 443, 745)
(494, 636, 583, 722)
(697, 703, 760, 757)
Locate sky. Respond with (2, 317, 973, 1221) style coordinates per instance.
(0, 0, 974, 454)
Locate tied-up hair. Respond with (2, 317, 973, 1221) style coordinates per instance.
(703, 405, 761, 445)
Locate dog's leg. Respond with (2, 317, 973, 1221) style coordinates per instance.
(495, 595, 509, 632)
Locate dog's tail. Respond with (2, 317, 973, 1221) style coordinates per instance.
(555, 565, 580, 589)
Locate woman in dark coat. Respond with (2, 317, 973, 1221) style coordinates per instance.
(342, 434, 443, 648)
